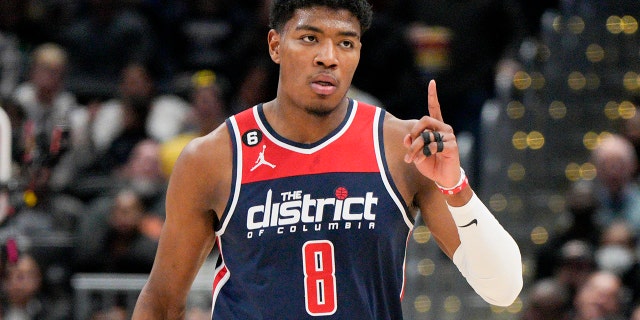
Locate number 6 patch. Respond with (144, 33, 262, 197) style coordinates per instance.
(302, 240, 337, 316)
(242, 129, 263, 147)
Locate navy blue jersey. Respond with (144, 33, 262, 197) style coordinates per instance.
(213, 100, 414, 319)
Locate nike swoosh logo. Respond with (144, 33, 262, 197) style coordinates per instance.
(458, 219, 478, 228)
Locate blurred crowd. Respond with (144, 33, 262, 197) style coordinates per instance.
(522, 114, 640, 319)
(1, 0, 639, 319)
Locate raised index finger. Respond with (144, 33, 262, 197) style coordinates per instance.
(428, 80, 443, 122)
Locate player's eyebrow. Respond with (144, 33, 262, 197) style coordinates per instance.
(295, 24, 360, 39)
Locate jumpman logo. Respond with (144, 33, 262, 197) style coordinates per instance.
(250, 145, 276, 171)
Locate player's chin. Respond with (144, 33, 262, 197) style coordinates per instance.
(304, 97, 345, 116)
(305, 103, 336, 117)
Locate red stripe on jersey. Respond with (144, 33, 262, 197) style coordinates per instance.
(213, 265, 228, 293)
(235, 103, 380, 184)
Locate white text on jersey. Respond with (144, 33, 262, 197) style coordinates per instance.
(246, 189, 378, 231)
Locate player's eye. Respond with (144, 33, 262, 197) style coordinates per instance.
(340, 40, 354, 48)
(302, 35, 317, 42)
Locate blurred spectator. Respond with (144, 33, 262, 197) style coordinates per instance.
(65, 93, 159, 201)
(0, 253, 69, 320)
(595, 220, 640, 307)
(182, 70, 227, 137)
(569, 271, 627, 320)
(591, 134, 640, 233)
(75, 138, 167, 235)
(117, 139, 167, 235)
(160, 70, 228, 178)
(520, 278, 571, 320)
(91, 63, 190, 153)
(117, 139, 166, 198)
(554, 240, 597, 300)
(6, 42, 84, 233)
(534, 180, 602, 280)
(70, 137, 166, 279)
(12, 43, 76, 153)
(1, 253, 46, 319)
(10, 42, 86, 191)
(74, 188, 158, 274)
(92, 96, 152, 176)
(57, 0, 159, 100)
(596, 221, 638, 276)
(131, 65, 190, 144)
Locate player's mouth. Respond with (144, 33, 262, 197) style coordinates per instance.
(310, 75, 338, 96)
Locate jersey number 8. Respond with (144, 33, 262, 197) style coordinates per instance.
(302, 240, 337, 316)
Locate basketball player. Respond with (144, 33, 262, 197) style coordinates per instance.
(132, 1, 522, 318)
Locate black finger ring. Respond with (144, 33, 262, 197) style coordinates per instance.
(421, 131, 431, 144)
(433, 131, 444, 153)
(421, 131, 432, 157)
(423, 144, 432, 157)
(433, 131, 442, 142)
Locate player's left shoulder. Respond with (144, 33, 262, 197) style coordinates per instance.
(381, 111, 416, 138)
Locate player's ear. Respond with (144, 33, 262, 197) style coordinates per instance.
(268, 29, 281, 64)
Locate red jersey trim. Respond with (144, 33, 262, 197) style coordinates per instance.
(234, 101, 380, 184)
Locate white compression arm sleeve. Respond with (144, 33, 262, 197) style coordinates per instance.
(450, 193, 523, 306)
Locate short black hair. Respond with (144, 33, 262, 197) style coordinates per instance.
(269, 0, 373, 34)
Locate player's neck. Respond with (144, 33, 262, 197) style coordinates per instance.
(263, 97, 349, 144)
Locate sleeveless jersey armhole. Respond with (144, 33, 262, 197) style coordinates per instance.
(217, 115, 243, 235)
(373, 108, 415, 228)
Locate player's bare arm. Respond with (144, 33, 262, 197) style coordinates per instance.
(388, 80, 523, 306)
(383, 111, 461, 259)
(383, 80, 467, 258)
(132, 124, 232, 319)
